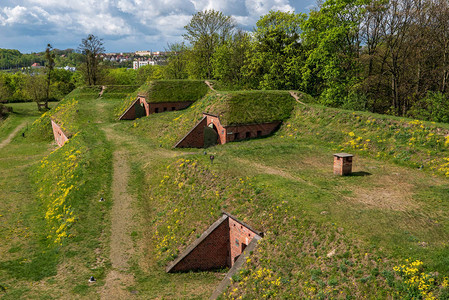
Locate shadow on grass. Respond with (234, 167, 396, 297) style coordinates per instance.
(350, 171, 372, 177)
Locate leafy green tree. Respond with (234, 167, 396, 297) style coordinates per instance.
(78, 34, 105, 85)
(44, 44, 56, 109)
(25, 74, 47, 109)
(301, 0, 366, 106)
(164, 42, 189, 79)
(104, 68, 137, 85)
(245, 11, 306, 90)
(212, 30, 251, 89)
(184, 9, 235, 79)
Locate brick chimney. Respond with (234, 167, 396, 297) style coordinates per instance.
(333, 153, 353, 176)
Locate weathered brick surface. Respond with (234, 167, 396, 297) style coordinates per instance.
(169, 219, 230, 272)
(228, 217, 259, 266)
(333, 155, 353, 175)
(225, 122, 281, 143)
(120, 97, 193, 120)
(175, 117, 207, 148)
(51, 120, 69, 147)
(175, 113, 281, 148)
(149, 101, 193, 114)
(167, 213, 262, 273)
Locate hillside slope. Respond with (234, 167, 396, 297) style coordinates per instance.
(2, 87, 449, 299)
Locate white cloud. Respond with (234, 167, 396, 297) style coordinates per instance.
(75, 13, 132, 36)
(0, 0, 306, 52)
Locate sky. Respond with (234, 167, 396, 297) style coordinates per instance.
(0, 0, 317, 54)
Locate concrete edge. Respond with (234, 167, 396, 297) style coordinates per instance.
(173, 116, 207, 148)
(210, 235, 262, 299)
(166, 215, 229, 273)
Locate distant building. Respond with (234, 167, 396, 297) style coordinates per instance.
(135, 50, 152, 56)
(31, 62, 42, 68)
(132, 59, 166, 70)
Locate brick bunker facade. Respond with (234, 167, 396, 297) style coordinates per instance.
(51, 120, 69, 147)
(175, 113, 281, 148)
(119, 95, 193, 120)
(166, 213, 262, 273)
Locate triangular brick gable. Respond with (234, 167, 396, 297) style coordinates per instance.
(118, 97, 142, 120)
(166, 212, 262, 273)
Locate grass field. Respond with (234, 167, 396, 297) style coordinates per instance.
(1, 88, 449, 299)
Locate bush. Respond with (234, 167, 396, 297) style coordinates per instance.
(408, 91, 449, 123)
(0, 103, 12, 118)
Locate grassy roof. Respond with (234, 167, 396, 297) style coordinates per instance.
(138, 80, 210, 103)
(205, 90, 295, 126)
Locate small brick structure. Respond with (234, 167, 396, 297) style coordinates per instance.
(119, 95, 193, 120)
(166, 212, 262, 273)
(51, 120, 69, 147)
(174, 113, 280, 148)
(333, 153, 353, 175)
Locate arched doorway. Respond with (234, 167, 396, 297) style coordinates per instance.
(134, 101, 146, 118)
(204, 123, 219, 148)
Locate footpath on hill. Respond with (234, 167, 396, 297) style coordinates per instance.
(0, 121, 26, 150)
(100, 126, 136, 299)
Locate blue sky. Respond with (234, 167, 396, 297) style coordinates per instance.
(0, 0, 317, 53)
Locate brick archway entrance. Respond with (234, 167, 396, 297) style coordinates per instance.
(204, 123, 218, 148)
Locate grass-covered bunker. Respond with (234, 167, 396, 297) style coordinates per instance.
(166, 212, 262, 273)
(119, 80, 210, 120)
(175, 91, 295, 148)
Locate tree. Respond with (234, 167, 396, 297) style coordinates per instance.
(183, 9, 235, 79)
(301, 0, 367, 106)
(78, 34, 105, 85)
(164, 42, 189, 79)
(44, 43, 55, 109)
(245, 11, 306, 90)
(25, 74, 47, 110)
(212, 29, 251, 88)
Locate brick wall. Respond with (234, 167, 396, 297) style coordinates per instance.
(205, 114, 226, 145)
(228, 217, 259, 266)
(51, 120, 69, 147)
(225, 122, 281, 143)
(148, 101, 193, 114)
(168, 219, 230, 272)
(175, 117, 207, 148)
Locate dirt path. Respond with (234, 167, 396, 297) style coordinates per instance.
(100, 128, 136, 299)
(0, 121, 26, 150)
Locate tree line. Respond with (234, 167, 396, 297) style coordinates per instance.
(162, 0, 449, 122)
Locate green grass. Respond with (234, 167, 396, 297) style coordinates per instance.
(205, 90, 295, 126)
(3, 87, 449, 298)
(139, 80, 209, 103)
(121, 95, 449, 298)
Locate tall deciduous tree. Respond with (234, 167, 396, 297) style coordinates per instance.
(44, 43, 55, 109)
(78, 34, 105, 85)
(301, 0, 366, 106)
(184, 9, 235, 79)
(212, 29, 251, 88)
(25, 74, 46, 110)
(245, 11, 305, 90)
(164, 42, 189, 79)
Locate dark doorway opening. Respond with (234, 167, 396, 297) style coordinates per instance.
(135, 101, 146, 118)
(163, 107, 167, 112)
(257, 130, 262, 137)
(204, 124, 219, 148)
(234, 132, 240, 140)
(172, 107, 176, 111)
(155, 107, 159, 113)
(245, 132, 251, 138)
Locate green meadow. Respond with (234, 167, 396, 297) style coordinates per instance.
(0, 83, 448, 299)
